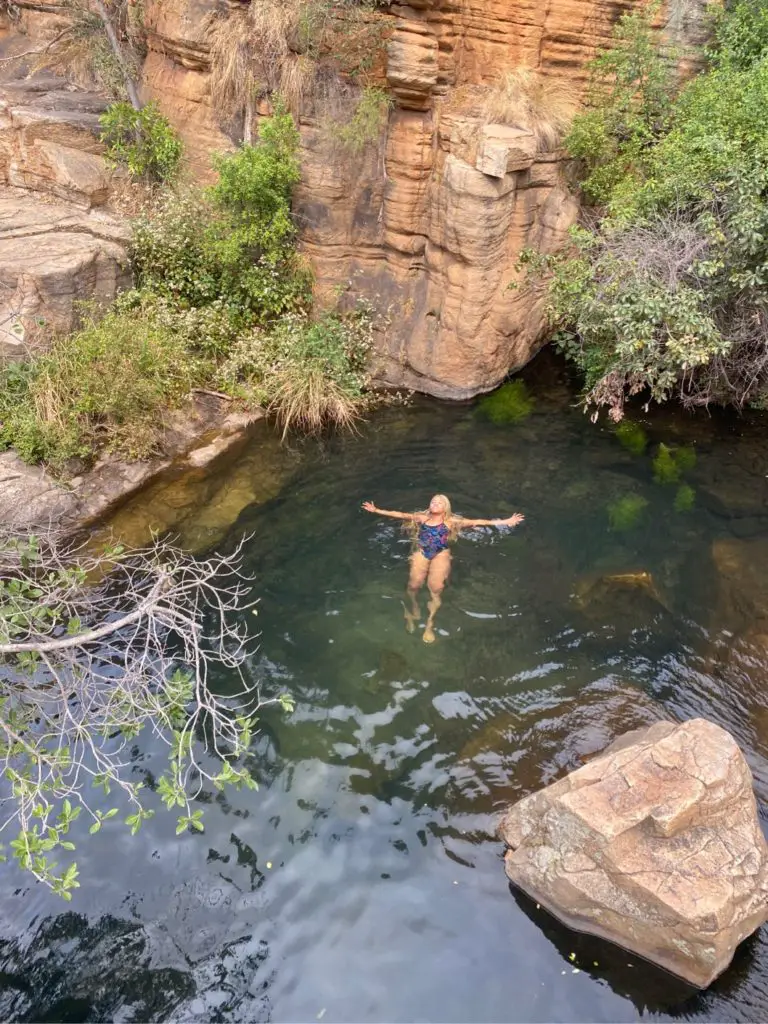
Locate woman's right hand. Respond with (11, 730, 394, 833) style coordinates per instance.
(362, 501, 376, 513)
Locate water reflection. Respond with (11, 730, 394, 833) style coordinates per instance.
(0, 353, 767, 1021)
(0, 913, 194, 1022)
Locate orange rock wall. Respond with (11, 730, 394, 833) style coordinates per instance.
(13, 0, 710, 398)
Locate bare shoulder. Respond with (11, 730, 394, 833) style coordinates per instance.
(413, 512, 428, 524)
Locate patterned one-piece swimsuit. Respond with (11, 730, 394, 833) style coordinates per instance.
(418, 522, 450, 560)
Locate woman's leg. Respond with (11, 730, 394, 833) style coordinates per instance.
(404, 552, 429, 633)
(423, 550, 451, 644)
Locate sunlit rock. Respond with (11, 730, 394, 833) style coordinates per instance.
(499, 718, 768, 989)
(0, 190, 130, 358)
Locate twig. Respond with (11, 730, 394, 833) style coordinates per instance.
(0, 28, 68, 66)
(192, 387, 233, 402)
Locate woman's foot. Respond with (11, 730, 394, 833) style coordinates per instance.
(423, 625, 436, 644)
(402, 603, 418, 634)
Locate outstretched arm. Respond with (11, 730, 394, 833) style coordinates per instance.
(456, 513, 525, 530)
(361, 501, 424, 523)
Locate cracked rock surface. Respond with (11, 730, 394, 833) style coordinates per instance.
(0, 188, 130, 357)
(499, 718, 768, 988)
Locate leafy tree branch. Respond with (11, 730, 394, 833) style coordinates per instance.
(0, 530, 294, 898)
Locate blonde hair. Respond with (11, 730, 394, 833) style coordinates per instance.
(404, 493, 461, 548)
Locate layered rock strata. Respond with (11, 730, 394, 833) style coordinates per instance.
(499, 718, 768, 989)
(0, 188, 129, 357)
(9, 0, 710, 397)
(0, 37, 130, 355)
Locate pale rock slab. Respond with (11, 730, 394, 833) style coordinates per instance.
(499, 718, 768, 988)
(0, 188, 130, 356)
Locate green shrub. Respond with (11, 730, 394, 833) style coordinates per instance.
(521, 0, 768, 418)
(1, 298, 377, 469)
(100, 101, 183, 183)
(565, 2, 674, 204)
(0, 360, 43, 464)
(708, 0, 768, 72)
(132, 112, 312, 320)
(112, 289, 249, 360)
(210, 111, 301, 231)
(478, 380, 535, 424)
(607, 493, 649, 531)
(1, 108, 380, 472)
(217, 307, 375, 435)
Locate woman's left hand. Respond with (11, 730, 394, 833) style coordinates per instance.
(505, 513, 525, 527)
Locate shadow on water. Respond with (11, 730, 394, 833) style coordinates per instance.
(510, 887, 701, 1013)
(2, 351, 768, 1022)
(512, 884, 768, 1021)
(0, 913, 194, 1022)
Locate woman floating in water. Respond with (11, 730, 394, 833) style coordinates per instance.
(362, 495, 524, 644)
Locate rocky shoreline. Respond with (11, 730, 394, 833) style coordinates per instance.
(0, 393, 262, 535)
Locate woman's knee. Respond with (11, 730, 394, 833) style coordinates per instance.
(428, 581, 445, 596)
(408, 570, 426, 592)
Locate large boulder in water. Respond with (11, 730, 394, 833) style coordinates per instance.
(499, 718, 768, 988)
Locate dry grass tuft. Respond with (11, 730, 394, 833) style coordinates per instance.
(279, 53, 316, 117)
(481, 68, 578, 151)
(268, 365, 363, 439)
(209, 0, 305, 118)
(208, 9, 257, 114)
(208, 0, 389, 126)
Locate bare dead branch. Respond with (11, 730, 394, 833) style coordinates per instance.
(0, 529, 290, 896)
(0, 28, 68, 66)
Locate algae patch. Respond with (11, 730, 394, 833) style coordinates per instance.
(607, 494, 649, 531)
(653, 443, 696, 484)
(478, 381, 535, 424)
(614, 420, 647, 455)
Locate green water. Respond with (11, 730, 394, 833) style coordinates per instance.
(2, 354, 768, 1022)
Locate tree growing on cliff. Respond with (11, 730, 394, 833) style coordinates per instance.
(27, 0, 143, 107)
(521, 0, 768, 419)
(0, 530, 293, 898)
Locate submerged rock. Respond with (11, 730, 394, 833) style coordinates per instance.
(499, 718, 768, 989)
(571, 569, 674, 623)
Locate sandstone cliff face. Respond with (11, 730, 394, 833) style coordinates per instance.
(0, 23, 130, 356)
(12, 0, 708, 397)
